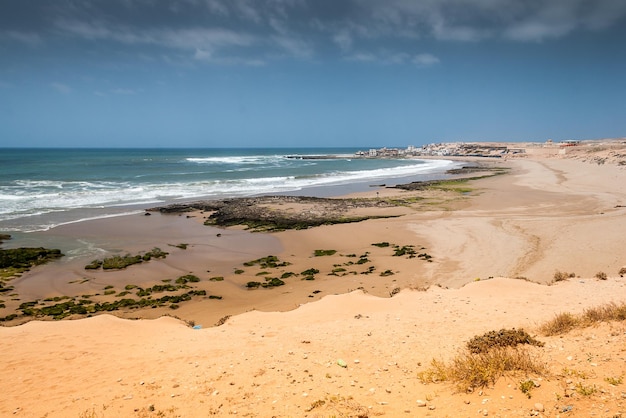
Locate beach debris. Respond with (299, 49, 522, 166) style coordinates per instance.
(337, 359, 347, 368)
(192, 325, 202, 329)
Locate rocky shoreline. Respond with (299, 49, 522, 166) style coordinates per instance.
(147, 195, 404, 232)
(147, 165, 504, 231)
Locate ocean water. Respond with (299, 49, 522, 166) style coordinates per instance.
(0, 148, 458, 234)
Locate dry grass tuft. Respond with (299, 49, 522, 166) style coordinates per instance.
(540, 302, 626, 336)
(539, 312, 579, 336)
(419, 347, 547, 391)
(552, 270, 576, 283)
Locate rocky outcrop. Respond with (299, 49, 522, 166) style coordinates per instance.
(147, 195, 402, 232)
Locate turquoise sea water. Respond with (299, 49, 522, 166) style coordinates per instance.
(0, 148, 458, 233)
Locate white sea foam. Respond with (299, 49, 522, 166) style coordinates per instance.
(186, 155, 281, 164)
(0, 156, 458, 231)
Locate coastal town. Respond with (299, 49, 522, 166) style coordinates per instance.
(356, 140, 583, 158)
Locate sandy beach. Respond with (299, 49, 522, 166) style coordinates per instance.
(2, 139, 626, 417)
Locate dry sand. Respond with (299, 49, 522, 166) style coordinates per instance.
(2, 139, 626, 417)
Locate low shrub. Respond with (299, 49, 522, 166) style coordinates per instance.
(467, 328, 544, 354)
(553, 270, 575, 282)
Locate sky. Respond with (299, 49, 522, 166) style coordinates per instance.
(1, 0, 625, 148)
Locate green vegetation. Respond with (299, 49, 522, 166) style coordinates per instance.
(314, 249, 337, 256)
(0, 247, 63, 280)
(1, 287, 210, 321)
(361, 266, 375, 275)
(176, 274, 200, 284)
(393, 244, 416, 257)
(519, 379, 538, 398)
(245, 277, 285, 289)
(575, 382, 597, 396)
(243, 255, 290, 268)
(301, 268, 319, 280)
(85, 247, 168, 270)
(263, 277, 285, 287)
(355, 257, 369, 265)
(209, 276, 224, 281)
(371, 242, 390, 248)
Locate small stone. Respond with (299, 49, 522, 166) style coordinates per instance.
(337, 359, 347, 368)
(428, 405, 436, 410)
(416, 400, 427, 407)
(385, 388, 392, 394)
(534, 403, 545, 412)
